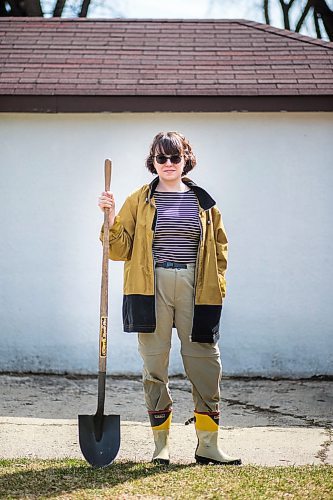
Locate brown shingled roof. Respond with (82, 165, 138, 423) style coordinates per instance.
(0, 17, 332, 112)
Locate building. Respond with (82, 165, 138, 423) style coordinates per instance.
(0, 17, 332, 376)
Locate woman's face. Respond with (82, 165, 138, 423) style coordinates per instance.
(153, 146, 185, 182)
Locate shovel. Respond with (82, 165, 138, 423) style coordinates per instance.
(78, 158, 121, 468)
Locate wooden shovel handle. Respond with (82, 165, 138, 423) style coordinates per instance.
(99, 159, 112, 374)
(105, 158, 111, 192)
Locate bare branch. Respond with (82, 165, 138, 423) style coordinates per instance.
(311, 0, 333, 41)
(79, 0, 91, 17)
(278, 0, 290, 30)
(295, 1, 312, 32)
(313, 8, 323, 38)
(53, 0, 66, 17)
(264, 0, 270, 24)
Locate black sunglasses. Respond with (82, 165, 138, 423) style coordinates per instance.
(154, 154, 183, 165)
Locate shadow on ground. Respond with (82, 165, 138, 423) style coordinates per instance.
(1, 459, 332, 499)
(0, 460, 190, 499)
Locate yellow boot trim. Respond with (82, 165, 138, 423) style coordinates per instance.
(194, 412, 219, 432)
(151, 412, 172, 431)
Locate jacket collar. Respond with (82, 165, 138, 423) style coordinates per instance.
(147, 176, 216, 211)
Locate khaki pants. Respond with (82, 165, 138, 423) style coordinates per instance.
(138, 263, 222, 413)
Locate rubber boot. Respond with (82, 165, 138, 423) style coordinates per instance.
(194, 411, 241, 465)
(149, 409, 172, 465)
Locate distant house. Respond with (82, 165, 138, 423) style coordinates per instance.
(0, 18, 332, 376)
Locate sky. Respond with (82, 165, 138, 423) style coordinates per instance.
(48, 0, 332, 41)
(107, 0, 266, 20)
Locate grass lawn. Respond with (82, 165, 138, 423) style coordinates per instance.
(0, 459, 332, 499)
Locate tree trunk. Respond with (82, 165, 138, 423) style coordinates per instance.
(3, 0, 25, 15)
(313, 8, 323, 38)
(295, 1, 312, 32)
(311, 0, 333, 40)
(278, 0, 298, 31)
(0, 0, 92, 17)
(264, 0, 270, 24)
(53, 0, 66, 17)
(79, 0, 91, 17)
(278, 1, 291, 30)
(24, 0, 43, 16)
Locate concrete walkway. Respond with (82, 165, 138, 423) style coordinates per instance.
(0, 374, 332, 466)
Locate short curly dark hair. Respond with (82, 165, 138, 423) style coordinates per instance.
(145, 131, 197, 176)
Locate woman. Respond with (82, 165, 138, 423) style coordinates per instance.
(98, 131, 241, 466)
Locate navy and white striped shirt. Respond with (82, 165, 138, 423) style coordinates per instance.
(152, 189, 201, 264)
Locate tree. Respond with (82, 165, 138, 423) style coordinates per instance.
(209, 0, 333, 41)
(296, 0, 333, 40)
(0, 0, 124, 17)
(264, 0, 333, 40)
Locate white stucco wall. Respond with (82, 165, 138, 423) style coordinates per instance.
(0, 111, 332, 377)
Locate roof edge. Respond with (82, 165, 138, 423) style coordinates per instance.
(0, 95, 332, 113)
(237, 19, 333, 50)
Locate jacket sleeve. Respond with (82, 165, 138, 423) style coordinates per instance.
(99, 191, 138, 262)
(211, 206, 228, 299)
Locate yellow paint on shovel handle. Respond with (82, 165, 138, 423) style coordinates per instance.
(100, 316, 108, 357)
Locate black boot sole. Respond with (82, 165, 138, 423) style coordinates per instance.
(195, 454, 242, 466)
(152, 458, 170, 465)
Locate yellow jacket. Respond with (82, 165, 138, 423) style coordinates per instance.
(100, 176, 228, 343)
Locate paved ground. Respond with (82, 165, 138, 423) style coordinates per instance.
(0, 374, 332, 466)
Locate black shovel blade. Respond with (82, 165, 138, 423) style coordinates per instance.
(78, 414, 121, 468)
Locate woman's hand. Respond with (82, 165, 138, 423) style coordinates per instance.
(98, 191, 116, 226)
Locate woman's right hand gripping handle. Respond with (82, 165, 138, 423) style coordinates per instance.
(98, 191, 116, 227)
